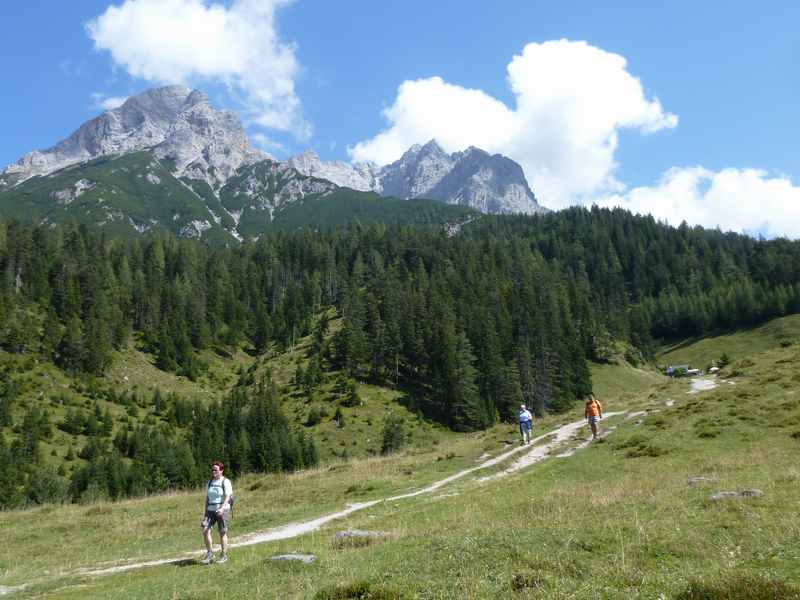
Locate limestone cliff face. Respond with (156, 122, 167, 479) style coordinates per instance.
(287, 151, 379, 193)
(2, 85, 268, 189)
(288, 140, 546, 215)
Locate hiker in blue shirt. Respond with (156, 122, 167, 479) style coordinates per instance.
(518, 404, 534, 445)
(201, 461, 233, 564)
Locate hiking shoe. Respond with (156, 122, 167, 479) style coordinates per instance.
(216, 553, 229, 564)
(201, 552, 215, 565)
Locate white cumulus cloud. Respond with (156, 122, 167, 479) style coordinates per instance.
(350, 39, 677, 210)
(90, 93, 129, 111)
(596, 167, 800, 239)
(87, 0, 309, 138)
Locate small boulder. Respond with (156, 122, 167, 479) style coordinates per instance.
(687, 476, 716, 487)
(709, 489, 764, 501)
(335, 529, 389, 541)
(333, 529, 393, 548)
(270, 553, 316, 564)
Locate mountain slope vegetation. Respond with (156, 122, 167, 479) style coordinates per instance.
(0, 207, 799, 509)
(0, 151, 476, 242)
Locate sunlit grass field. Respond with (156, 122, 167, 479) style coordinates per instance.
(4, 323, 800, 598)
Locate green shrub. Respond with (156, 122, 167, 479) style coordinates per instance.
(26, 467, 70, 506)
(613, 434, 650, 449)
(306, 406, 322, 427)
(380, 414, 407, 455)
(614, 433, 670, 458)
(626, 443, 669, 458)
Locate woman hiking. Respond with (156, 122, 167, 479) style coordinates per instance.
(201, 461, 233, 564)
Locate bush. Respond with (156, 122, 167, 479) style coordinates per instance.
(333, 407, 346, 428)
(380, 415, 407, 455)
(306, 406, 322, 427)
(341, 380, 361, 407)
(614, 434, 670, 458)
(26, 467, 70, 506)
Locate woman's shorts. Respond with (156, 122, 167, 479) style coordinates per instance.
(202, 509, 231, 533)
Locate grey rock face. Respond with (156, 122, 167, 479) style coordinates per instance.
(2, 85, 267, 188)
(287, 151, 378, 192)
(430, 146, 539, 214)
(225, 160, 336, 214)
(288, 139, 546, 215)
(378, 140, 454, 199)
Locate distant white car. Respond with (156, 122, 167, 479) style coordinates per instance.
(686, 368, 701, 376)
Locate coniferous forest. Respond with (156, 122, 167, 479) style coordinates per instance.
(1, 206, 800, 507)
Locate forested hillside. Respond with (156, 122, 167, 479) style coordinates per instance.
(1, 206, 799, 507)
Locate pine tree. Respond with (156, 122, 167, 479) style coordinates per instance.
(450, 332, 486, 431)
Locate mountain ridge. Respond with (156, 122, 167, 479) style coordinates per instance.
(0, 86, 544, 241)
(288, 139, 546, 215)
(1, 85, 268, 191)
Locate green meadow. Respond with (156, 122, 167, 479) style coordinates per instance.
(3, 318, 800, 599)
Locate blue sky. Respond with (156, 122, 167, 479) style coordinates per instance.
(3, 1, 800, 236)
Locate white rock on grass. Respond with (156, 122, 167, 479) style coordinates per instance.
(270, 553, 316, 564)
(687, 476, 716, 487)
(335, 529, 390, 541)
(709, 489, 764, 501)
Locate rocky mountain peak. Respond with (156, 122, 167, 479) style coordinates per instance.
(1, 85, 267, 188)
(288, 149, 377, 192)
(288, 140, 546, 215)
(420, 139, 446, 155)
(121, 84, 194, 119)
(379, 139, 455, 199)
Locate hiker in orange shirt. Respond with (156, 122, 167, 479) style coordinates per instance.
(585, 395, 603, 440)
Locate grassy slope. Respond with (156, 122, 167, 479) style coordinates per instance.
(658, 313, 800, 368)
(0, 152, 236, 242)
(5, 320, 800, 598)
(0, 340, 253, 469)
(0, 317, 457, 474)
(245, 318, 459, 463)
